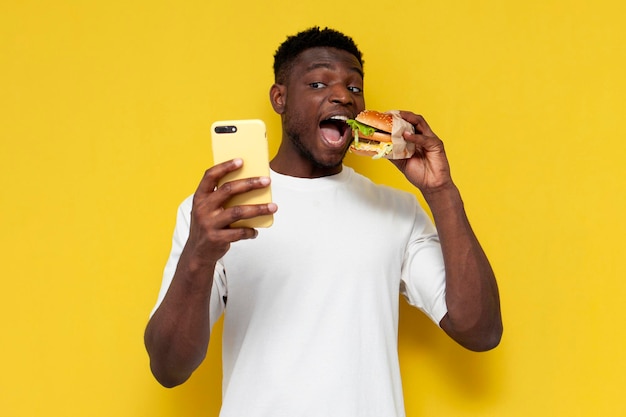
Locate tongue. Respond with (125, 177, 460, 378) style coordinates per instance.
(321, 123, 342, 143)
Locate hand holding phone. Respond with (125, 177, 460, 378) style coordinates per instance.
(211, 119, 274, 228)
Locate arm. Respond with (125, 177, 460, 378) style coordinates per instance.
(392, 112, 502, 351)
(144, 158, 277, 387)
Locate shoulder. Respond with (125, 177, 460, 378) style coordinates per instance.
(173, 194, 194, 225)
(340, 169, 423, 229)
(178, 194, 194, 213)
(347, 168, 417, 206)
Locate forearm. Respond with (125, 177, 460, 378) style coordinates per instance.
(424, 184, 502, 351)
(144, 249, 215, 387)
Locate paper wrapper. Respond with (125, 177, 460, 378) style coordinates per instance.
(385, 110, 415, 159)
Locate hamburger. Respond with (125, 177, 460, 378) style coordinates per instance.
(347, 110, 415, 159)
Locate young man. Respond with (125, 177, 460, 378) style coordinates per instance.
(145, 27, 502, 416)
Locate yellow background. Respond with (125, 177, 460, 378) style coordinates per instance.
(2, 0, 625, 415)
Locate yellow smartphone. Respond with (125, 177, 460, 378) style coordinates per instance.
(210, 119, 273, 228)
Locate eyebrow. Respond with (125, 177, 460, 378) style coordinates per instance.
(305, 62, 364, 79)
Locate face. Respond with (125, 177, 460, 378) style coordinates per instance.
(270, 47, 366, 177)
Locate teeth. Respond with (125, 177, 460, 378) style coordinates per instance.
(329, 115, 348, 121)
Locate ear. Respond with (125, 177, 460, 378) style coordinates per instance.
(269, 83, 286, 114)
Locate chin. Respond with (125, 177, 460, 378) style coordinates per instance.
(290, 134, 348, 170)
(306, 153, 343, 171)
(313, 147, 351, 169)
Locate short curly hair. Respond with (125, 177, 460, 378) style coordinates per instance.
(273, 27, 364, 84)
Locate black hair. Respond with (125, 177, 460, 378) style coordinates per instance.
(273, 26, 364, 84)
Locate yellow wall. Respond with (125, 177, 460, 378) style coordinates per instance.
(2, 0, 625, 415)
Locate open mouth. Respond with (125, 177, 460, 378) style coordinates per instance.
(320, 115, 351, 147)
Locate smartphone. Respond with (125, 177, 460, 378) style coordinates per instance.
(210, 119, 273, 228)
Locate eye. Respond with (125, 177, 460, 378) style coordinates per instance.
(309, 82, 326, 89)
(348, 85, 363, 93)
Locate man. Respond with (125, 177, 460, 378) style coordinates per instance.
(145, 27, 502, 416)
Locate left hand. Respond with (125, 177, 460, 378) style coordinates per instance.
(390, 111, 454, 194)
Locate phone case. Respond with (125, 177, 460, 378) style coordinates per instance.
(211, 119, 273, 228)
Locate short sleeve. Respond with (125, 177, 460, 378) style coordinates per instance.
(150, 195, 227, 330)
(400, 202, 448, 326)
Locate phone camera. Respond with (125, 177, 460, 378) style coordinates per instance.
(214, 125, 237, 134)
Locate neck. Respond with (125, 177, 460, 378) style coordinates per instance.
(270, 155, 343, 178)
(270, 141, 344, 178)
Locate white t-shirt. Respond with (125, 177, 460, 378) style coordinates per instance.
(152, 166, 448, 417)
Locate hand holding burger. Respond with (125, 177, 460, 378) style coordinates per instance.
(347, 110, 415, 159)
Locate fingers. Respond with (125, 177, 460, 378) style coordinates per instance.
(195, 158, 244, 197)
(206, 199, 277, 241)
(398, 111, 435, 136)
(210, 175, 276, 230)
(396, 111, 445, 154)
(214, 200, 277, 232)
(192, 158, 276, 236)
(212, 175, 271, 207)
(184, 161, 277, 263)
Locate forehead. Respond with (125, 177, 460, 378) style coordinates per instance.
(290, 47, 363, 80)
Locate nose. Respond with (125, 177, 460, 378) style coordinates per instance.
(329, 84, 353, 105)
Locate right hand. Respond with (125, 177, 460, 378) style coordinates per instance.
(186, 158, 277, 267)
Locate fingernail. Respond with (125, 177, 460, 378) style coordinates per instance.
(268, 202, 278, 212)
(259, 176, 271, 185)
